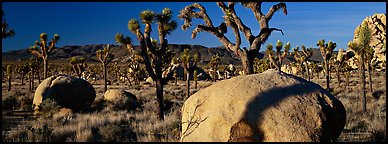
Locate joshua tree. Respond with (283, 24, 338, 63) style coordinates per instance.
(16, 61, 29, 86)
(69, 56, 87, 79)
(2, 10, 15, 39)
(253, 58, 270, 74)
(193, 70, 198, 89)
(348, 20, 371, 113)
(6, 64, 13, 91)
(365, 44, 375, 96)
(266, 40, 290, 71)
(96, 44, 114, 92)
(333, 48, 354, 88)
(291, 45, 313, 81)
(181, 48, 201, 98)
(119, 8, 177, 120)
(209, 54, 221, 81)
(26, 58, 36, 92)
(111, 62, 120, 82)
(179, 2, 287, 75)
(128, 54, 146, 86)
(171, 57, 179, 86)
(317, 40, 336, 91)
(30, 33, 60, 79)
(28, 47, 43, 83)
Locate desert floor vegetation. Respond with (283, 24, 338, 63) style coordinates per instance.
(2, 66, 385, 142)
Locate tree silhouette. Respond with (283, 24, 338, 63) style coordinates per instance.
(179, 2, 287, 74)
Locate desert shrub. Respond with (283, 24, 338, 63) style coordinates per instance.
(39, 99, 61, 118)
(89, 98, 107, 112)
(98, 122, 137, 142)
(17, 95, 34, 111)
(2, 95, 18, 111)
(27, 124, 54, 142)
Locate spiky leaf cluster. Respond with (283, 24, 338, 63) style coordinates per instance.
(96, 44, 114, 65)
(317, 39, 336, 61)
(266, 40, 290, 70)
(253, 58, 270, 74)
(115, 33, 132, 47)
(6, 64, 13, 76)
(69, 56, 87, 78)
(2, 10, 15, 39)
(180, 48, 201, 73)
(30, 33, 60, 61)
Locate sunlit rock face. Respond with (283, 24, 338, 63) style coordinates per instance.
(181, 69, 346, 142)
(347, 13, 386, 70)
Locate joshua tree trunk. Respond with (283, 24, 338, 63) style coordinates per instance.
(336, 66, 341, 88)
(305, 63, 310, 81)
(367, 63, 373, 95)
(345, 71, 350, 89)
(37, 67, 41, 83)
(21, 73, 25, 85)
(43, 59, 48, 79)
(360, 55, 367, 113)
(103, 63, 107, 92)
(241, 50, 255, 75)
(174, 71, 177, 86)
(124, 73, 132, 86)
(8, 76, 11, 92)
(324, 60, 330, 91)
(186, 72, 190, 99)
(29, 72, 32, 92)
(155, 77, 164, 120)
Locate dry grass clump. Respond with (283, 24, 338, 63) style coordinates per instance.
(2, 68, 384, 142)
(312, 71, 386, 142)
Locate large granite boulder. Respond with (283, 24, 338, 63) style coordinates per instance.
(103, 89, 137, 110)
(33, 75, 96, 112)
(181, 69, 346, 142)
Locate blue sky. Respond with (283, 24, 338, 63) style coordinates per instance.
(1, 2, 386, 52)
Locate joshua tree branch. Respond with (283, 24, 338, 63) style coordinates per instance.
(132, 29, 157, 79)
(265, 2, 287, 21)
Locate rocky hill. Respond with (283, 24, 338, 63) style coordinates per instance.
(2, 44, 327, 66)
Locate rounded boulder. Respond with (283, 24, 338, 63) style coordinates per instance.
(33, 75, 96, 112)
(103, 89, 137, 110)
(181, 69, 346, 142)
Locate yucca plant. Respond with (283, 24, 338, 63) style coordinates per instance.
(179, 2, 287, 74)
(180, 48, 201, 98)
(16, 61, 30, 86)
(317, 39, 336, 91)
(171, 57, 179, 86)
(193, 70, 198, 89)
(209, 54, 221, 82)
(96, 44, 114, 92)
(30, 33, 60, 79)
(6, 64, 13, 91)
(266, 40, 290, 71)
(253, 58, 271, 74)
(348, 20, 372, 113)
(69, 56, 87, 79)
(28, 47, 43, 84)
(128, 54, 146, 86)
(291, 45, 313, 81)
(2, 10, 15, 39)
(118, 8, 177, 120)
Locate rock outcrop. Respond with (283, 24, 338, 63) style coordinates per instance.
(181, 69, 346, 142)
(347, 13, 386, 69)
(33, 75, 96, 112)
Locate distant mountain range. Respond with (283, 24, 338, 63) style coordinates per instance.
(2, 44, 329, 66)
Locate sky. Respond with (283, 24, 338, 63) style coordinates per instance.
(1, 2, 386, 52)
